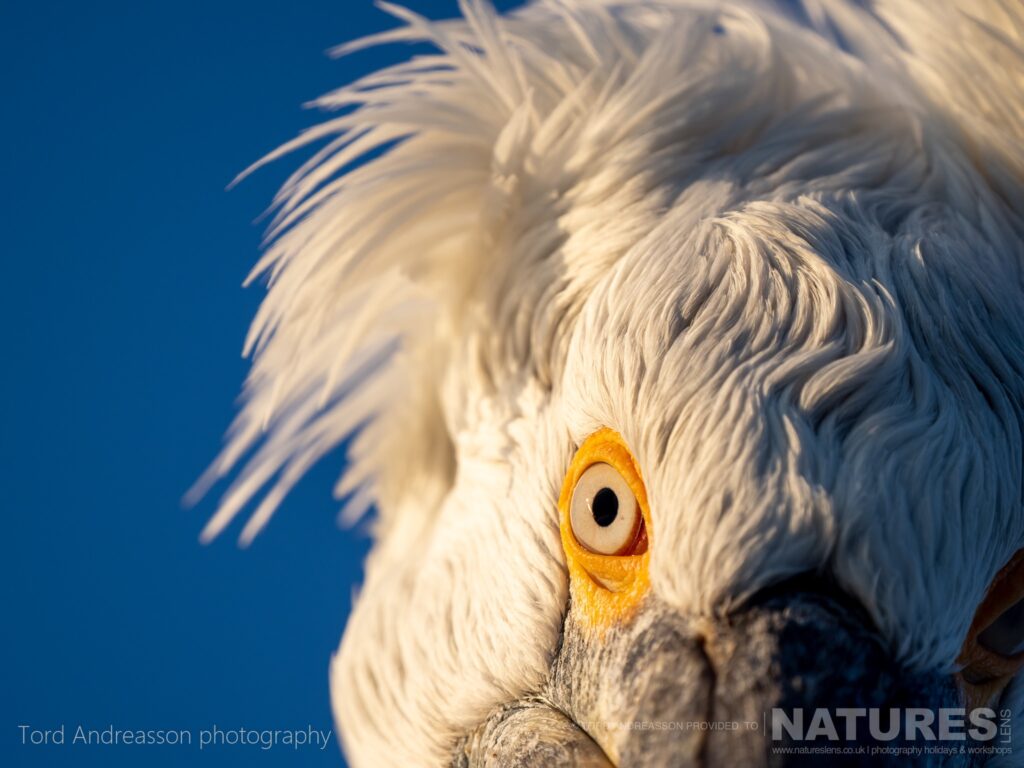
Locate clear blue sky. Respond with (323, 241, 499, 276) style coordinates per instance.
(0, 2, 510, 765)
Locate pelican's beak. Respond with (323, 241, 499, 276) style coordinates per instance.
(456, 581, 971, 767)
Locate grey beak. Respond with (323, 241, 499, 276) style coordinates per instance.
(457, 580, 967, 767)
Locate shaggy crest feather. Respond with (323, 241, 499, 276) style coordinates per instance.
(199, 0, 1024, 765)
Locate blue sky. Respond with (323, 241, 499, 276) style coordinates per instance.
(1, 1, 511, 765)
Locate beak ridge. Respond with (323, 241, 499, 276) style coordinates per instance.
(545, 584, 960, 767)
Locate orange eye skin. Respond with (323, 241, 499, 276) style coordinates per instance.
(959, 548, 1024, 709)
(558, 428, 652, 633)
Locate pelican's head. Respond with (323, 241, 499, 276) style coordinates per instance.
(200, 1, 1024, 765)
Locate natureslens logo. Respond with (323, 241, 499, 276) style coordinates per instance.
(768, 708, 1013, 759)
(771, 708, 1007, 742)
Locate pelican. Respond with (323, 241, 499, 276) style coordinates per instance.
(197, 0, 1024, 764)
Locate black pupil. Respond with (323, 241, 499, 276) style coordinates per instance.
(591, 487, 619, 527)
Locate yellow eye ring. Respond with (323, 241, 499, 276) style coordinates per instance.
(558, 428, 652, 632)
(959, 548, 1024, 709)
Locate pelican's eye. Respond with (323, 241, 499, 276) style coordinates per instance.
(959, 548, 1024, 706)
(558, 428, 651, 630)
(570, 463, 642, 555)
(978, 599, 1024, 658)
